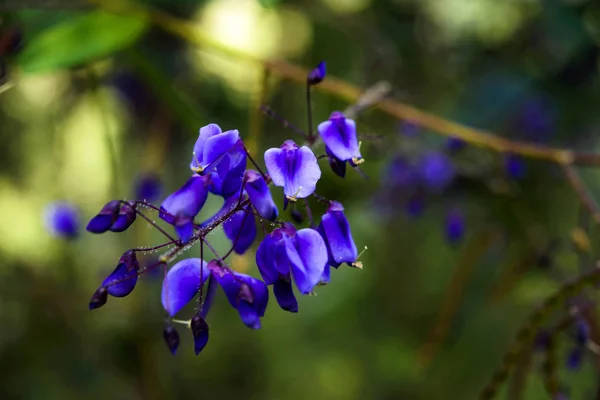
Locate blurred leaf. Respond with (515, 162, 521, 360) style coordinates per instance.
(17, 10, 149, 74)
(257, 0, 281, 9)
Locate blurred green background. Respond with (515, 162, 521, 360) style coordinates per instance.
(2, 0, 600, 399)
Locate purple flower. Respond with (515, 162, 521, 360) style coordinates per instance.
(223, 205, 257, 255)
(318, 201, 358, 268)
(327, 147, 347, 178)
(208, 260, 268, 329)
(405, 191, 426, 218)
(244, 170, 278, 220)
(264, 140, 321, 202)
(86, 200, 121, 233)
(446, 136, 466, 152)
(445, 208, 465, 245)
(44, 202, 80, 238)
(190, 124, 240, 175)
(386, 156, 419, 188)
(307, 61, 326, 85)
(135, 172, 162, 202)
(191, 314, 210, 355)
(417, 151, 456, 192)
(102, 262, 138, 298)
(163, 325, 180, 355)
(317, 112, 363, 165)
(161, 258, 210, 316)
(109, 201, 136, 233)
(159, 175, 210, 243)
(272, 279, 298, 312)
(89, 287, 108, 310)
(256, 224, 328, 311)
(207, 140, 247, 199)
(566, 346, 584, 370)
(504, 153, 526, 180)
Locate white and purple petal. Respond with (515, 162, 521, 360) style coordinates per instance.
(317, 112, 361, 162)
(319, 201, 358, 267)
(190, 124, 240, 174)
(285, 228, 328, 294)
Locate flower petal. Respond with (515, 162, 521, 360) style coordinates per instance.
(159, 175, 209, 225)
(223, 206, 257, 255)
(202, 129, 240, 172)
(319, 201, 357, 267)
(163, 325, 180, 355)
(209, 140, 247, 198)
(102, 262, 138, 297)
(161, 258, 209, 316)
(109, 202, 136, 233)
(273, 278, 298, 312)
(86, 200, 121, 233)
(256, 234, 280, 285)
(245, 170, 278, 220)
(190, 315, 209, 355)
(190, 124, 222, 170)
(317, 112, 360, 162)
(285, 228, 328, 294)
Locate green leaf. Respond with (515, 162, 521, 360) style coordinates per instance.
(17, 10, 150, 74)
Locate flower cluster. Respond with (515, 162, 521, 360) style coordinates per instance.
(85, 62, 364, 355)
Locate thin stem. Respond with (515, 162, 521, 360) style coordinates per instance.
(260, 105, 308, 141)
(563, 164, 600, 225)
(136, 208, 177, 243)
(306, 82, 314, 143)
(133, 241, 177, 253)
(304, 198, 314, 228)
(242, 143, 268, 179)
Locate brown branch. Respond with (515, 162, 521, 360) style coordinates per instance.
(562, 164, 600, 225)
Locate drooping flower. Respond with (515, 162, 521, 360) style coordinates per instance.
(44, 201, 80, 239)
(445, 207, 465, 245)
(89, 286, 108, 310)
(135, 172, 162, 202)
(223, 204, 257, 255)
(109, 201, 136, 233)
(208, 260, 268, 329)
(417, 151, 456, 192)
(190, 314, 210, 355)
(244, 169, 278, 220)
(317, 111, 363, 166)
(163, 325, 180, 355)
(207, 140, 247, 199)
(102, 258, 138, 298)
(161, 258, 210, 316)
(327, 147, 347, 178)
(256, 224, 328, 311)
(307, 61, 326, 85)
(190, 124, 240, 175)
(159, 175, 210, 243)
(86, 200, 121, 233)
(318, 201, 358, 268)
(264, 140, 321, 203)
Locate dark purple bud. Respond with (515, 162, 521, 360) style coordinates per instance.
(163, 325, 180, 355)
(417, 151, 456, 192)
(190, 314, 209, 355)
(118, 250, 140, 272)
(102, 262, 138, 298)
(307, 61, 326, 85)
(445, 208, 465, 245)
(575, 319, 590, 346)
(86, 200, 121, 234)
(504, 153, 526, 180)
(44, 201, 80, 239)
(109, 201, 136, 232)
(566, 347, 584, 370)
(446, 136, 466, 152)
(328, 150, 347, 178)
(291, 209, 304, 224)
(273, 279, 298, 313)
(89, 286, 108, 310)
(135, 172, 162, 202)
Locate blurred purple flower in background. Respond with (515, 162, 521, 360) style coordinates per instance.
(44, 201, 80, 239)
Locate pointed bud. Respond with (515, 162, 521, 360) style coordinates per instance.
(190, 314, 209, 355)
(307, 61, 326, 85)
(110, 201, 136, 232)
(291, 209, 304, 224)
(118, 250, 140, 272)
(328, 153, 346, 178)
(89, 286, 108, 310)
(86, 200, 121, 233)
(163, 325, 180, 355)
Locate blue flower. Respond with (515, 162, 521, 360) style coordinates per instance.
(135, 172, 162, 202)
(245, 169, 278, 221)
(318, 201, 358, 268)
(190, 124, 240, 175)
(317, 111, 363, 165)
(109, 201, 136, 233)
(44, 201, 80, 239)
(504, 153, 526, 180)
(207, 140, 247, 199)
(264, 140, 321, 202)
(163, 325, 180, 355)
(223, 204, 257, 255)
(208, 260, 268, 329)
(89, 287, 108, 310)
(307, 61, 326, 85)
(159, 175, 210, 243)
(191, 314, 210, 355)
(102, 262, 138, 298)
(445, 208, 465, 245)
(417, 151, 456, 192)
(86, 200, 121, 234)
(256, 224, 328, 311)
(161, 258, 210, 316)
